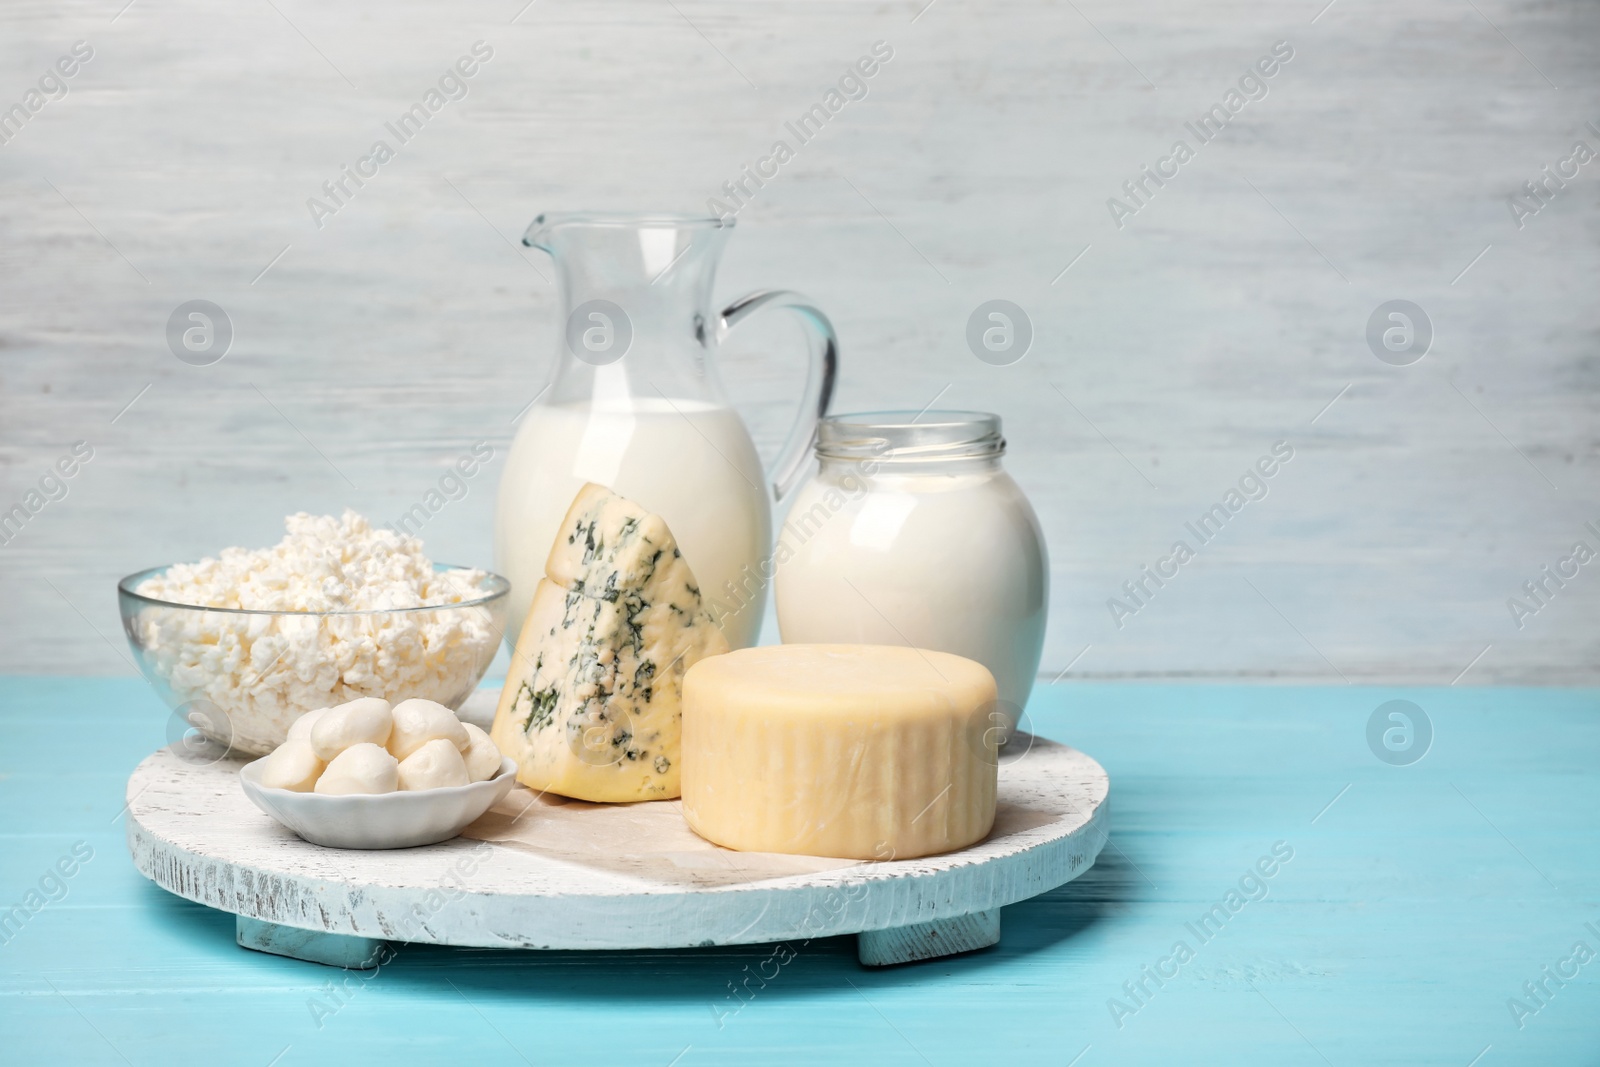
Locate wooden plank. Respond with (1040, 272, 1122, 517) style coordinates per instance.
(1, 1, 1596, 685)
(123, 736, 1108, 952)
(4, 677, 1600, 1065)
(235, 915, 386, 969)
(857, 907, 1001, 966)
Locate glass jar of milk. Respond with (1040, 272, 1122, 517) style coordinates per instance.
(773, 412, 1048, 727)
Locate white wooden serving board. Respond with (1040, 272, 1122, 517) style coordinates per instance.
(125, 734, 1109, 968)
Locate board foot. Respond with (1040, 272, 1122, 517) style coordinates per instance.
(857, 908, 1001, 966)
(236, 916, 387, 969)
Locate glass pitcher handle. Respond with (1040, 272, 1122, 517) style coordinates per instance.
(718, 290, 839, 504)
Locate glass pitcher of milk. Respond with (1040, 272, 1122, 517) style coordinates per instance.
(495, 212, 838, 650)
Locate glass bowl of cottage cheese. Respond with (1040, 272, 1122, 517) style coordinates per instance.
(118, 511, 509, 757)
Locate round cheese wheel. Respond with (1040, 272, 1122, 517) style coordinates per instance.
(681, 644, 1000, 860)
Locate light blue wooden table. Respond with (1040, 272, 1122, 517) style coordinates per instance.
(3, 678, 1596, 1065)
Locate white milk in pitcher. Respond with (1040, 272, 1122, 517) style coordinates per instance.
(494, 398, 771, 650)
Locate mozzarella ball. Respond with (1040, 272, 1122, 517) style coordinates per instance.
(314, 743, 399, 795)
(257, 739, 324, 792)
(388, 698, 469, 761)
(310, 698, 393, 761)
(396, 738, 470, 791)
(286, 706, 331, 744)
(459, 722, 502, 783)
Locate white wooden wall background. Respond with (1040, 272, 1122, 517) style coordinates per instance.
(1, 0, 1595, 683)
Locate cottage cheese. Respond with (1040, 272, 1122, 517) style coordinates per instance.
(135, 511, 498, 754)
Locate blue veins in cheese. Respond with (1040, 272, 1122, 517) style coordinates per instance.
(491, 483, 730, 802)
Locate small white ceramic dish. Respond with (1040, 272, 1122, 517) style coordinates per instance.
(240, 756, 517, 850)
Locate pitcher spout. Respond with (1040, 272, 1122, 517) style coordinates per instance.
(520, 212, 563, 253)
(520, 210, 737, 326)
(522, 211, 733, 255)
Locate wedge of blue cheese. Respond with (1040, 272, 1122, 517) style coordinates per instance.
(491, 483, 730, 802)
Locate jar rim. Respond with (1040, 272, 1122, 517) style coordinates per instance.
(816, 410, 1005, 462)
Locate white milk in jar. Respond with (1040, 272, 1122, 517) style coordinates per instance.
(773, 411, 1048, 725)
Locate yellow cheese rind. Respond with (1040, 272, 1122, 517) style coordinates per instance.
(492, 484, 729, 803)
(681, 644, 999, 860)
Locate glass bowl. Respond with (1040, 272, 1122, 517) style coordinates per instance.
(118, 563, 510, 757)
